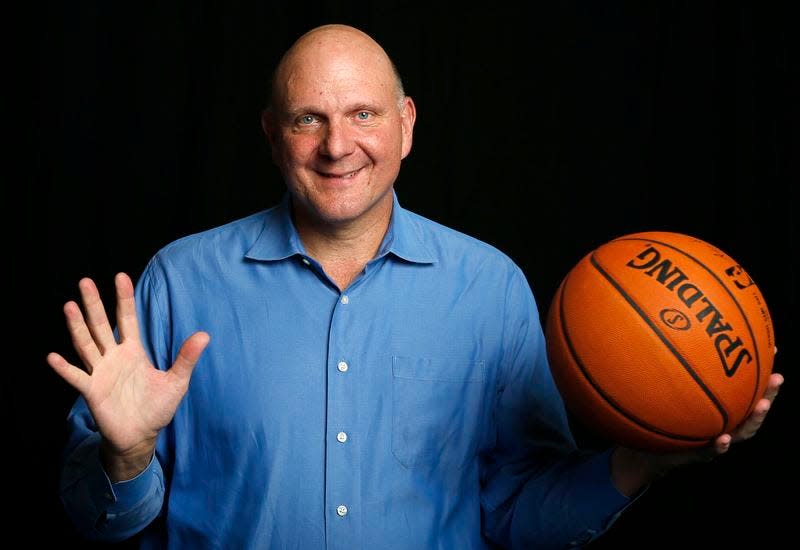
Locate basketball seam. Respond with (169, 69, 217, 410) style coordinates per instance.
(615, 236, 763, 415)
(588, 253, 729, 432)
(558, 265, 713, 443)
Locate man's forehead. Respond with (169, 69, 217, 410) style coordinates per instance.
(278, 65, 393, 109)
(281, 90, 387, 116)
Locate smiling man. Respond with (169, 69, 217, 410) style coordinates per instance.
(52, 24, 782, 549)
(262, 25, 415, 289)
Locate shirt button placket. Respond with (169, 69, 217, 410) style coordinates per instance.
(327, 291, 359, 547)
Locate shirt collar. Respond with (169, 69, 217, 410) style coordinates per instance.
(378, 192, 437, 264)
(244, 193, 305, 261)
(244, 191, 437, 264)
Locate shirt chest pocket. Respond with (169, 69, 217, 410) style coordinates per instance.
(392, 356, 487, 469)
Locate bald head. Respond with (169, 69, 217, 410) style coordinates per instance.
(260, 23, 416, 237)
(269, 24, 405, 111)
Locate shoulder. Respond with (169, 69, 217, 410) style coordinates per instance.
(148, 207, 276, 271)
(401, 207, 524, 277)
(401, 207, 543, 332)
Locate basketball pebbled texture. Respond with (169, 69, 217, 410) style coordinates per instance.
(545, 231, 776, 451)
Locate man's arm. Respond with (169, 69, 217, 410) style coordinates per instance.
(481, 266, 784, 549)
(481, 267, 631, 549)
(51, 270, 209, 541)
(60, 403, 165, 541)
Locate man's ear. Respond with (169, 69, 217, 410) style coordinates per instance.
(261, 109, 281, 164)
(261, 109, 277, 145)
(399, 97, 416, 160)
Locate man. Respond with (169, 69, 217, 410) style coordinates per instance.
(50, 24, 782, 548)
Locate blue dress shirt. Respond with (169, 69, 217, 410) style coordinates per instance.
(61, 193, 630, 549)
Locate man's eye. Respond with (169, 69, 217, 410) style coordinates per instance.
(299, 115, 316, 125)
(356, 111, 371, 120)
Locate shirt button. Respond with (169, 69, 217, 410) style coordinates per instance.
(336, 505, 348, 517)
(337, 431, 348, 443)
(301, 258, 310, 266)
(337, 361, 348, 372)
(340, 295, 349, 304)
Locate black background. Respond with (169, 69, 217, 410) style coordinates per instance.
(27, 1, 795, 547)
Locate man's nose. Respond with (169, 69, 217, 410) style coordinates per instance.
(319, 119, 356, 159)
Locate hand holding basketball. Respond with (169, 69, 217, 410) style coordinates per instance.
(611, 372, 783, 496)
(545, 232, 778, 451)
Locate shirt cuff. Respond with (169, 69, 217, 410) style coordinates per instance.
(571, 448, 632, 531)
(82, 442, 162, 514)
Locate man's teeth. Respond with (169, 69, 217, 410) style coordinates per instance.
(325, 169, 358, 178)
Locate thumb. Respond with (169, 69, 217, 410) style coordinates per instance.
(168, 331, 211, 385)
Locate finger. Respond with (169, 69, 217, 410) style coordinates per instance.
(762, 373, 784, 403)
(64, 301, 102, 372)
(78, 278, 117, 354)
(167, 332, 211, 387)
(115, 273, 140, 343)
(47, 352, 91, 395)
(712, 434, 732, 455)
(732, 398, 771, 442)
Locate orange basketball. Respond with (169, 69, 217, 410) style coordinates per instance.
(545, 231, 776, 451)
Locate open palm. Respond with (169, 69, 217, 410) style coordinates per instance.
(48, 273, 209, 463)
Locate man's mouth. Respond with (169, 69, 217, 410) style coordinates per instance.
(317, 167, 363, 179)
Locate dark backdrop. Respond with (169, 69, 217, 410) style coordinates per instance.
(27, 1, 795, 547)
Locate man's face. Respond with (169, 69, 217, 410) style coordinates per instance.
(264, 31, 415, 229)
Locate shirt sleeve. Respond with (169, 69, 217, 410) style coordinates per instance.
(59, 413, 165, 542)
(58, 259, 171, 542)
(480, 266, 632, 549)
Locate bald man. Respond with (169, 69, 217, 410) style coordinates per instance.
(54, 25, 782, 549)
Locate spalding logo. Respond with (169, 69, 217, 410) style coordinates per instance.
(659, 308, 691, 330)
(625, 243, 753, 378)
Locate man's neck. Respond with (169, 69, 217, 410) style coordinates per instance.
(293, 197, 393, 290)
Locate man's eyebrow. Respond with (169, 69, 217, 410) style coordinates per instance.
(284, 106, 320, 117)
(284, 102, 386, 117)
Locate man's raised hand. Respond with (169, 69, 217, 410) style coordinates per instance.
(47, 273, 209, 480)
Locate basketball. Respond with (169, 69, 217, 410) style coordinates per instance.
(545, 231, 776, 451)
